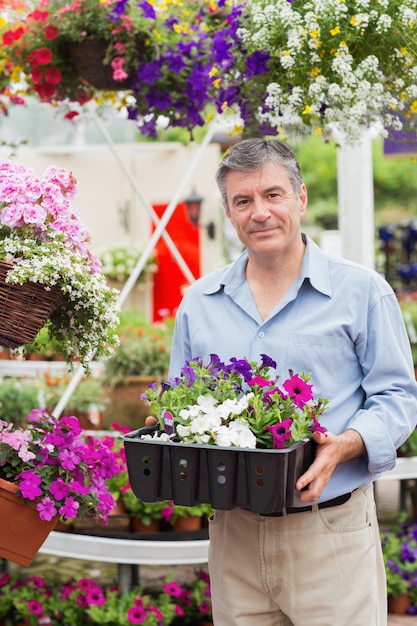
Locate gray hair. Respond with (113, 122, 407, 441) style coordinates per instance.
(216, 138, 304, 211)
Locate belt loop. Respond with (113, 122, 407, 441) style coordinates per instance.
(281, 506, 287, 517)
(312, 504, 319, 513)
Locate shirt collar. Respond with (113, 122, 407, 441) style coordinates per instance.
(201, 234, 333, 297)
(300, 234, 333, 297)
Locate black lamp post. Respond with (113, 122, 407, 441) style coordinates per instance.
(184, 188, 203, 226)
(184, 188, 216, 239)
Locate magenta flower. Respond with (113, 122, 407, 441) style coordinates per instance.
(127, 603, 148, 623)
(85, 586, 106, 605)
(163, 581, 184, 598)
(283, 374, 314, 408)
(37, 496, 57, 522)
(266, 419, 293, 449)
(18, 470, 42, 499)
(27, 599, 43, 615)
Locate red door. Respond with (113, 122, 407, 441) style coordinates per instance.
(152, 202, 200, 321)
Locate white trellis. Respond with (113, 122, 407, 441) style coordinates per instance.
(52, 113, 219, 417)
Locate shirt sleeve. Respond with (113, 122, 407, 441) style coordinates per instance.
(348, 290, 417, 475)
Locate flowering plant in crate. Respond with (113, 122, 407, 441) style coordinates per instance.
(0, 409, 120, 523)
(0, 158, 119, 371)
(142, 353, 328, 449)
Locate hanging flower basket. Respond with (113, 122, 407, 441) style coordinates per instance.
(0, 261, 63, 349)
(0, 477, 58, 567)
(122, 434, 316, 516)
(68, 39, 134, 91)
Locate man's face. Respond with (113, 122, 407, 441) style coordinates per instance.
(225, 161, 307, 258)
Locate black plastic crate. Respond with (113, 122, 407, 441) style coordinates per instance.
(122, 435, 316, 515)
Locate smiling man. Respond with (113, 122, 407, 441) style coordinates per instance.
(159, 138, 417, 625)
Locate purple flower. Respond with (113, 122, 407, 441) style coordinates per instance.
(266, 419, 293, 449)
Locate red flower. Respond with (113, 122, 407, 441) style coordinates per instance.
(30, 48, 53, 65)
(28, 10, 50, 23)
(30, 67, 43, 84)
(45, 67, 62, 85)
(2, 26, 25, 45)
(44, 24, 59, 40)
(34, 82, 56, 100)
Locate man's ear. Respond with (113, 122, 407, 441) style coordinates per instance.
(299, 183, 308, 219)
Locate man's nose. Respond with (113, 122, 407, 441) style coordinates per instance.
(251, 199, 271, 220)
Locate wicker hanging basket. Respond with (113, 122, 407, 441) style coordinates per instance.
(68, 39, 134, 91)
(0, 261, 63, 349)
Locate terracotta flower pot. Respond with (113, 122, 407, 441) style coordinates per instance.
(388, 593, 410, 614)
(173, 516, 202, 532)
(0, 477, 57, 566)
(131, 516, 160, 534)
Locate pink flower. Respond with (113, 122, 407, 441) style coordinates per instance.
(282, 374, 314, 408)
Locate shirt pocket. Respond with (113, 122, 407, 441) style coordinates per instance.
(284, 333, 349, 389)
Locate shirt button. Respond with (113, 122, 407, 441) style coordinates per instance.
(259, 331, 265, 338)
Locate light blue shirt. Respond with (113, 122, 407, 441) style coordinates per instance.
(169, 235, 417, 502)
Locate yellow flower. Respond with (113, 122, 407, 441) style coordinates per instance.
(213, 78, 221, 89)
(302, 105, 312, 115)
(315, 128, 322, 136)
(350, 15, 359, 27)
(309, 67, 321, 76)
(330, 26, 340, 36)
(400, 47, 408, 56)
(209, 67, 218, 77)
(283, 50, 291, 56)
(410, 101, 417, 114)
(310, 29, 320, 38)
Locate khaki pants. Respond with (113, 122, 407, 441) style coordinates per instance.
(208, 485, 386, 626)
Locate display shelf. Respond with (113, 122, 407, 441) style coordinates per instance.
(39, 530, 209, 592)
(39, 531, 209, 565)
(377, 456, 417, 481)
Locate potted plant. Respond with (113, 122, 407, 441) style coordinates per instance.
(0, 158, 120, 372)
(0, 408, 120, 566)
(99, 244, 158, 286)
(163, 502, 213, 533)
(0, 0, 246, 139)
(0, 377, 42, 426)
(381, 517, 417, 615)
(121, 486, 169, 534)
(41, 373, 106, 430)
(101, 311, 173, 429)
